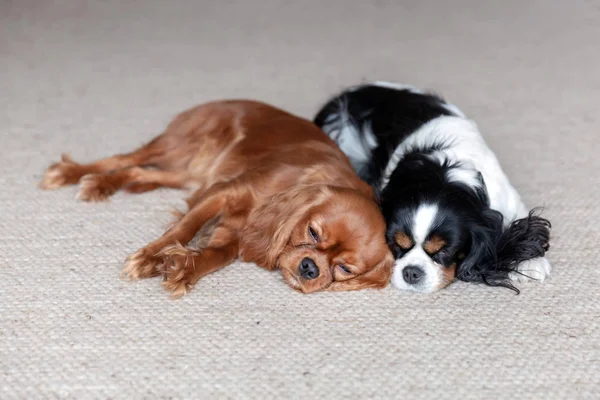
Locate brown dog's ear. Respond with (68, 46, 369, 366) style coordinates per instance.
(240, 185, 330, 270)
(328, 252, 393, 292)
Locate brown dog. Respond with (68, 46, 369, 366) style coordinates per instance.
(40, 100, 393, 297)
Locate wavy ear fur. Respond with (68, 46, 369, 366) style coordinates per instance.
(456, 208, 506, 287)
(240, 185, 330, 270)
(457, 208, 551, 293)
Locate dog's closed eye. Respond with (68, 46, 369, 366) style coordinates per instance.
(308, 226, 320, 242)
(338, 264, 352, 274)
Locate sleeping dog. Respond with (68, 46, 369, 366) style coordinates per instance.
(40, 100, 393, 297)
(314, 81, 551, 293)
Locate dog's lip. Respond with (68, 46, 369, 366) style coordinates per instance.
(281, 268, 302, 288)
(287, 274, 300, 286)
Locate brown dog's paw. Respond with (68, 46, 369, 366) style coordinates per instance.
(76, 174, 116, 202)
(159, 244, 200, 298)
(121, 248, 163, 280)
(39, 154, 83, 189)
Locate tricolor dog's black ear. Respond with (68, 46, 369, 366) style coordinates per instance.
(456, 208, 551, 293)
(455, 208, 515, 290)
(492, 209, 551, 276)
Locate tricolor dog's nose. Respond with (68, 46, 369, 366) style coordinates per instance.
(403, 265, 424, 284)
(298, 257, 319, 280)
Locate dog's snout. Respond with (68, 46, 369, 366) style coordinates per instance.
(403, 265, 424, 284)
(298, 257, 320, 280)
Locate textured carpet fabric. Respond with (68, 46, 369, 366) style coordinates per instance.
(1, 1, 599, 398)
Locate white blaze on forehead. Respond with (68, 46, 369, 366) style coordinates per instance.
(412, 204, 438, 244)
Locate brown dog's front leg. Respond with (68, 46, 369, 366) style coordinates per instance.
(121, 183, 252, 295)
(159, 227, 239, 298)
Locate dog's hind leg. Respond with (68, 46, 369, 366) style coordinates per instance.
(38, 133, 172, 190)
(75, 167, 191, 202)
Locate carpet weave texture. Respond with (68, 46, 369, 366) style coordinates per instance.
(1, 1, 599, 398)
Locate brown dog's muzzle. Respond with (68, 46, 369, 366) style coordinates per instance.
(298, 257, 320, 280)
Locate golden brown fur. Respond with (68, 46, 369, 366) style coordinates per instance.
(40, 100, 393, 297)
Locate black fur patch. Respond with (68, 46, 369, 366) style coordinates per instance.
(314, 84, 455, 186)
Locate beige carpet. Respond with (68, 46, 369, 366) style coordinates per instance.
(1, 0, 599, 398)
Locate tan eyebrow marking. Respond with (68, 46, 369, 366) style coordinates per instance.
(423, 235, 446, 254)
(395, 231, 413, 249)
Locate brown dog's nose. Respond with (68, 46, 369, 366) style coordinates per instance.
(298, 257, 319, 280)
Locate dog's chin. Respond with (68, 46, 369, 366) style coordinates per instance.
(280, 267, 332, 293)
(280, 268, 304, 292)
